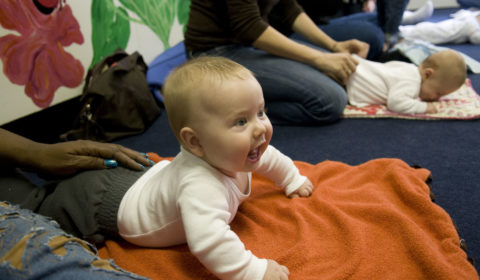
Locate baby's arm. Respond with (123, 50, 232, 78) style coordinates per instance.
(288, 178, 314, 198)
(181, 182, 268, 279)
(255, 146, 313, 197)
(264, 260, 290, 280)
(425, 102, 438, 114)
(387, 82, 428, 114)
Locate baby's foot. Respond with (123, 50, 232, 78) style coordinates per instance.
(402, 0, 434, 25)
(468, 15, 480, 44)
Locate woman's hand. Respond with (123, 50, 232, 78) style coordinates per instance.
(30, 140, 153, 177)
(333, 39, 370, 59)
(312, 52, 359, 85)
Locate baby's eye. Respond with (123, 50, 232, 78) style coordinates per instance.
(236, 118, 247, 126)
(258, 108, 267, 118)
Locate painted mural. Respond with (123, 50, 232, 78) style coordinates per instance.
(0, 0, 85, 108)
(0, 0, 188, 124)
(90, 0, 189, 68)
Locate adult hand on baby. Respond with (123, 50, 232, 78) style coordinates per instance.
(289, 178, 314, 198)
(30, 140, 152, 177)
(312, 52, 359, 85)
(263, 259, 290, 280)
(334, 39, 370, 59)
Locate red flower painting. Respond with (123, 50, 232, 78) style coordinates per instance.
(0, 0, 84, 108)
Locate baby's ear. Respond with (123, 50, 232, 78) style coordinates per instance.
(423, 68, 434, 79)
(180, 127, 204, 157)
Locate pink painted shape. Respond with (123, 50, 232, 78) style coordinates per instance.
(0, 0, 84, 108)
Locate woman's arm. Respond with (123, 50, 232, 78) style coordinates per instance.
(0, 128, 39, 169)
(290, 12, 338, 51)
(252, 17, 359, 84)
(0, 128, 152, 176)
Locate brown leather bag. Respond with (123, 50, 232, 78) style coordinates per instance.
(61, 49, 161, 142)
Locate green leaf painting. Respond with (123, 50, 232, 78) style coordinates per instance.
(177, 0, 190, 33)
(90, 0, 130, 69)
(90, 0, 190, 68)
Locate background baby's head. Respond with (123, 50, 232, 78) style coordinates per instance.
(163, 56, 255, 143)
(418, 50, 467, 101)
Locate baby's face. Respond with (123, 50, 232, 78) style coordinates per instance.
(194, 76, 273, 177)
(419, 78, 456, 102)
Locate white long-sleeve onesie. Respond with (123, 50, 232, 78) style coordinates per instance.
(399, 9, 480, 45)
(117, 145, 307, 280)
(346, 55, 427, 114)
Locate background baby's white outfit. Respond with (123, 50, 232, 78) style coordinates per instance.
(399, 9, 480, 45)
(117, 145, 306, 280)
(346, 55, 427, 114)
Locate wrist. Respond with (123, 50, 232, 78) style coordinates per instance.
(329, 41, 339, 52)
(21, 142, 47, 171)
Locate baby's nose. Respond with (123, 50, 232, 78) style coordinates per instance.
(253, 121, 266, 138)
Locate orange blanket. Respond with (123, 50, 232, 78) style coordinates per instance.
(98, 156, 478, 280)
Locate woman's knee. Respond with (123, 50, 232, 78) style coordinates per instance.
(270, 84, 347, 125)
(311, 87, 347, 123)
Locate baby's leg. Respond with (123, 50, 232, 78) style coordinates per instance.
(399, 16, 478, 44)
(468, 15, 480, 44)
(401, 0, 434, 25)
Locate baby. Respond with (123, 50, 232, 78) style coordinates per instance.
(117, 56, 314, 279)
(346, 49, 467, 114)
(400, 8, 480, 45)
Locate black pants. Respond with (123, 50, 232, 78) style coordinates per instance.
(0, 167, 147, 244)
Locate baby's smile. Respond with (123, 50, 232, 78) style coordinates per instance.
(247, 147, 261, 164)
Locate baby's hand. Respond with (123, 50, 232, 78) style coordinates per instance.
(288, 179, 314, 198)
(263, 259, 289, 280)
(425, 103, 438, 114)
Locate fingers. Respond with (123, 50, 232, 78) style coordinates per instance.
(313, 52, 358, 85)
(114, 145, 154, 168)
(280, 264, 290, 279)
(288, 188, 309, 198)
(75, 155, 113, 171)
(289, 180, 314, 198)
(264, 260, 289, 280)
(338, 40, 369, 59)
(344, 54, 358, 73)
(74, 140, 153, 171)
(298, 187, 312, 197)
(104, 159, 119, 168)
(351, 40, 370, 58)
(343, 55, 359, 83)
(330, 53, 358, 85)
(358, 43, 370, 58)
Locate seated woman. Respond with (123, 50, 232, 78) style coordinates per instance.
(185, 0, 385, 125)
